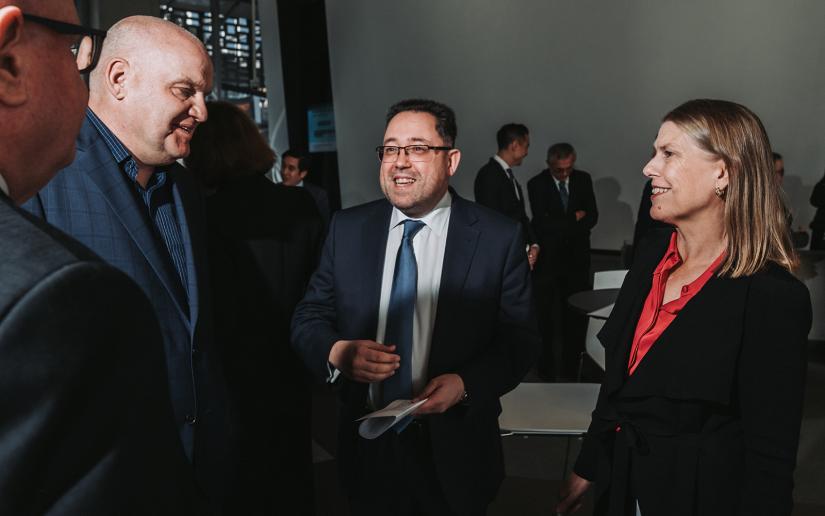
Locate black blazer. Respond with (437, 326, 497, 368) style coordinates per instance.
(574, 229, 811, 516)
(527, 168, 598, 267)
(291, 192, 539, 514)
(474, 157, 536, 245)
(206, 175, 323, 514)
(0, 194, 205, 514)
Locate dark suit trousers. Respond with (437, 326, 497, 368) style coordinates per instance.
(348, 421, 486, 516)
(533, 263, 590, 381)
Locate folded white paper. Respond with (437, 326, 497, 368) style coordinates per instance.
(356, 398, 428, 440)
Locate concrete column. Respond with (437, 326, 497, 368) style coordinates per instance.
(257, 0, 290, 180)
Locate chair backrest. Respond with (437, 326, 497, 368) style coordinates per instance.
(593, 269, 628, 290)
(585, 318, 606, 371)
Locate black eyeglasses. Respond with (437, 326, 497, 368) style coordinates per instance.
(23, 14, 106, 74)
(376, 144, 453, 163)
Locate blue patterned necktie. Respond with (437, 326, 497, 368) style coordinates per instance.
(382, 219, 426, 430)
(559, 180, 569, 212)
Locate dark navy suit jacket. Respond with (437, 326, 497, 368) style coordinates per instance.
(22, 116, 231, 502)
(291, 191, 540, 514)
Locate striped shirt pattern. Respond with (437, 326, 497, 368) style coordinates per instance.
(86, 108, 189, 301)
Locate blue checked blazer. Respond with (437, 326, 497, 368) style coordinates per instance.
(22, 116, 232, 501)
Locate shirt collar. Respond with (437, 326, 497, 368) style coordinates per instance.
(0, 172, 8, 197)
(86, 108, 132, 165)
(492, 154, 512, 173)
(390, 190, 452, 238)
(86, 107, 168, 191)
(552, 174, 568, 188)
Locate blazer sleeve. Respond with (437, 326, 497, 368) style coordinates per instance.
(735, 271, 810, 515)
(0, 262, 204, 514)
(576, 172, 599, 231)
(291, 213, 344, 381)
(455, 222, 540, 410)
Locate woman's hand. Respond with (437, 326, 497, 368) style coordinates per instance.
(556, 472, 591, 515)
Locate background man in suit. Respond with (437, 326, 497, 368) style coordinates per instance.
(291, 98, 539, 515)
(474, 123, 540, 269)
(281, 148, 331, 229)
(0, 1, 202, 512)
(22, 15, 232, 509)
(527, 142, 598, 380)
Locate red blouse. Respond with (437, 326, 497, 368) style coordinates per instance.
(627, 232, 726, 375)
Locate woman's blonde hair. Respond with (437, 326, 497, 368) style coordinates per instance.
(663, 99, 796, 277)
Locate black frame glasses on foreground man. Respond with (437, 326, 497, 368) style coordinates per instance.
(23, 13, 105, 73)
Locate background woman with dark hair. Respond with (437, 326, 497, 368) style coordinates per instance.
(186, 101, 323, 515)
(556, 99, 811, 515)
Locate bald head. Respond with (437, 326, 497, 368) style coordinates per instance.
(86, 15, 213, 172)
(90, 16, 208, 96)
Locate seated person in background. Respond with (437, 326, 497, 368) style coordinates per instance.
(280, 148, 331, 229)
(557, 99, 810, 516)
(185, 101, 324, 516)
(474, 123, 539, 269)
(811, 172, 825, 250)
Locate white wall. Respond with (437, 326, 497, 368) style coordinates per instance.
(325, 0, 825, 249)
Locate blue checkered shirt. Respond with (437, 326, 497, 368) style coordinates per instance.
(86, 108, 189, 302)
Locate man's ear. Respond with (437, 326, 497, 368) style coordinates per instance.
(298, 170, 309, 181)
(0, 6, 27, 107)
(104, 58, 130, 100)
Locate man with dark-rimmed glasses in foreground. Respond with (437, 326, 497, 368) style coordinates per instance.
(0, 1, 203, 513)
(292, 98, 539, 515)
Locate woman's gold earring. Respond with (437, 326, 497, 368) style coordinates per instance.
(714, 185, 726, 198)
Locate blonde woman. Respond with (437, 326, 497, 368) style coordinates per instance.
(557, 99, 811, 516)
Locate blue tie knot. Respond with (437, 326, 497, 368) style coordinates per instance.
(401, 219, 426, 240)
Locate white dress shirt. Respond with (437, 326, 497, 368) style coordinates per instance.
(370, 191, 452, 405)
(0, 172, 8, 197)
(492, 154, 521, 200)
(552, 175, 569, 193)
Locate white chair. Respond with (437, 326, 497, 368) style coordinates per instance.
(499, 382, 600, 476)
(593, 269, 628, 290)
(584, 318, 606, 371)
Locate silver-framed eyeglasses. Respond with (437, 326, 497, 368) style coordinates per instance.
(376, 144, 453, 163)
(23, 14, 107, 74)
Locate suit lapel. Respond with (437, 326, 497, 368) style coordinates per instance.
(599, 229, 671, 396)
(360, 201, 393, 339)
(80, 126, 190, 323)
(170, 167, 200, 324)
(430, 194, 481, 367)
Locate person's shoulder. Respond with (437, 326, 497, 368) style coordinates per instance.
(573, 169, 593, 181)
(526, 168, 549, 187)
(0, 199, 142, 315)
(335, 198, 389, 220)
(0, 199, 99, 269)
(476, 158, 499, 174)
(749, 262, 810, 305)
(454, 195, 520, 233)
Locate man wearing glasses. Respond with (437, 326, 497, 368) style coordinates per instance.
(292, 99, 539, 515)
(0, 1, 201, 513)
(23, 14, 231, 509)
